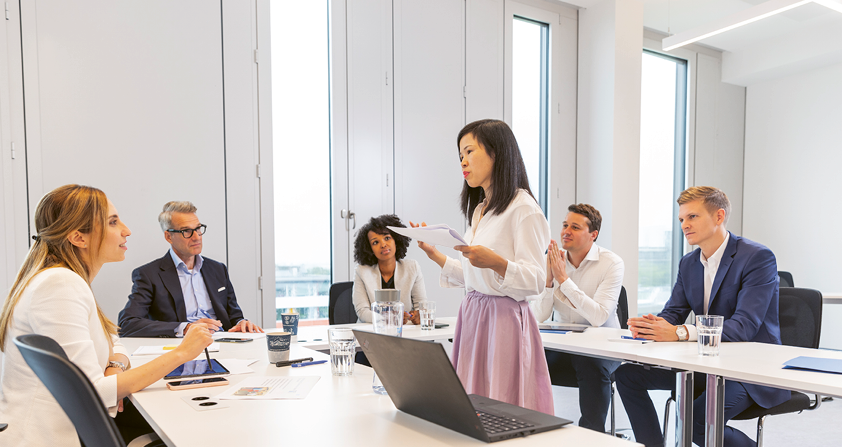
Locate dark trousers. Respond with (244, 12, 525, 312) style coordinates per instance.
(615, 364, 757, 447)
(545, 350, 621, 432)
(114, 398, 156, 443)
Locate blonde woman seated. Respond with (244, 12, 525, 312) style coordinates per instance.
(352, 215, 427, 324)
(0, 185, 212, 447)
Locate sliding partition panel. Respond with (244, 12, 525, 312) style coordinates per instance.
(19, 0, 229, 321)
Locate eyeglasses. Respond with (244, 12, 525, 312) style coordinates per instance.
(167, 224, 207, 238)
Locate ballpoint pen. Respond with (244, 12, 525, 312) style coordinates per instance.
(275, 357, 314, 367)
(291, 360, 328, 368)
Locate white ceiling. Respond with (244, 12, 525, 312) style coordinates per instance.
(564, 0, 842, 85)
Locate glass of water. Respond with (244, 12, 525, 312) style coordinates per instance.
(419, 301, 436, 330)
(328, 328, 356, 376)
(696, 315, 724, 357)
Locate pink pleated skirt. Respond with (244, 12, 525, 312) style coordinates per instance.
(451, 290, 554, 415)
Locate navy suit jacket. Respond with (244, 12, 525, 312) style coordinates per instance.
(659, 233, 789, 409)
(118, 252, 245, 337)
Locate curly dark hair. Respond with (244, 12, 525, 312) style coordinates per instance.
(353, 214, 412, 266)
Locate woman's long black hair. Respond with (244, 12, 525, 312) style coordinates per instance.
(457, 119, 534, 225)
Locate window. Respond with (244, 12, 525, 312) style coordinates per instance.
(511, 17, 549, 214)
(638, 50, 688, 316)
(271, 1, 331, 326)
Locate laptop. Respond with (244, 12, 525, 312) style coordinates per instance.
(352, 330, 572, 442)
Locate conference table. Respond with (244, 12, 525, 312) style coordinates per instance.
(122, 326, 642, 447)
(297, 318, 842, 447)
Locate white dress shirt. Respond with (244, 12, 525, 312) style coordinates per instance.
(530, 243, 625, 327)
(0, 268, 127, 447)
(440, 190, 550, 301)
(169, 249, 217, 337)
(686, 232, 730, 341)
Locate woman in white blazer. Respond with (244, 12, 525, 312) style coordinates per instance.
(352, 215, 427, 323)
(0, 185, 213, 447)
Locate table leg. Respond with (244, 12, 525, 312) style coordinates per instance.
(705, 374, 724, 447)
(675, 370, 694, 447)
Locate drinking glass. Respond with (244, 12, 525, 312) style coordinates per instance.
(328, 328, 356, 376)
(419, 301, 436, 330)
(696, 315, 724, 357)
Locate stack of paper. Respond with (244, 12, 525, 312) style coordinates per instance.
(387, 224, 468, 248)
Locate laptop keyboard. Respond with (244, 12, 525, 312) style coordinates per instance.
(476, 411, 535, 434)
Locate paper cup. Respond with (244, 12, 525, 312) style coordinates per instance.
(266, 331, 291, 363)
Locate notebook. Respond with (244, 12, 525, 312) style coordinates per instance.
(352, 330, 571, 442)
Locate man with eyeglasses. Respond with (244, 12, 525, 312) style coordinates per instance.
(118, 201, 263, 337)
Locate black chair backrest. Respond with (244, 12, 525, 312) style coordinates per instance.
(778, 287, 822, 349)
(616, 286, 629, 330)
(328, 281, 356, 325)
(778, 271, 794, 288)
(13, 334, 126, 447)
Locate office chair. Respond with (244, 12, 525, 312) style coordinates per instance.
(13, 334, 163, 447)
(662, 287, 823, 447)
(328, 281, 355, 324)
(778, 271, 794, 288)
(545, 286, 628, 436)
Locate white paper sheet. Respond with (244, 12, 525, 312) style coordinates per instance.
(387, 224, 468, 248)
(131, 343, 220, 356)
(217, 376, 320, 400)
(216, 358, 259, 375)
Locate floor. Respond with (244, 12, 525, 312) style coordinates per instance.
(551, 385, 842, 446)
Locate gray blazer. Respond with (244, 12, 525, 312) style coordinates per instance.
(352, 259, 427, 323)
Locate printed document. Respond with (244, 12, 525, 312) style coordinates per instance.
(387, 224, 468, 248)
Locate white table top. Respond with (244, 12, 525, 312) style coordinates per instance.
(122, 333, 640, 447)
(539, 327, 842, 399)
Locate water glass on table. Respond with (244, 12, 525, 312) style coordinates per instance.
(696, 315, 724, 357)
(419, 301, 436, 331)
(328, 328, 356, 376)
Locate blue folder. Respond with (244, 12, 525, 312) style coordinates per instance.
(782, 356, 842, 375)
(539, 329, 569, 335)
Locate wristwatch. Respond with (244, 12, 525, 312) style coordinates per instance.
(107, 360, 127, 372)
(675, 325, 688, 341)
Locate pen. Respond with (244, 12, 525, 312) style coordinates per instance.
(275, 357, 314, 367)
(291, 360, 328, 368)
(621, 335, 650, 341)
(204, 347, 212, 365)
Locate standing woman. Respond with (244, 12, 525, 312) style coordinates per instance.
(412, 119, 553, 414)
(0, 185, 212, 446)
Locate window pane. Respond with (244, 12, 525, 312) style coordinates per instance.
(512, 17, 548, 214)
(638, 51, 686, 316)
(272, 1, 331, 326)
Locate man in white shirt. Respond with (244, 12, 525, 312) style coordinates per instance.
(530, 203, 624, 432)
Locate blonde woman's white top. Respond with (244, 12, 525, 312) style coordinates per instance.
(440, 189, 550, 301)
(0, 267, 127, 447)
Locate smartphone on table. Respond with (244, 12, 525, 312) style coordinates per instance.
(215, 337, 253, 343)
(166, 377, 229, 390)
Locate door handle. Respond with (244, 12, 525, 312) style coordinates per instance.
(341, 209, 356, 231)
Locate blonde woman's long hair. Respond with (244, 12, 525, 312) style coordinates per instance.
(0, 184, 119, 351)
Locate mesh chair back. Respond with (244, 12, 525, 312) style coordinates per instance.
(778, 271, 794, 288)
(778, 288, 822, 349)
(617, 286, 629, 330)
(328, 281, 356, 324)
(13, 334, 126, 447)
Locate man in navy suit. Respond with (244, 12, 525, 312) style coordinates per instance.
(119, 201, 263, 337)
(615, 186, 789, 447)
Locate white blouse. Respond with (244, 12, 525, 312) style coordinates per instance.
(440, 189, 550, 301)
(0, 267, 127, 447)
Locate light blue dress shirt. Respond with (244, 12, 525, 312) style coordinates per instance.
(169, 249, 218, 337)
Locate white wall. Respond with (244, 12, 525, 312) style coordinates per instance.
(743, 61, 842, 349)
